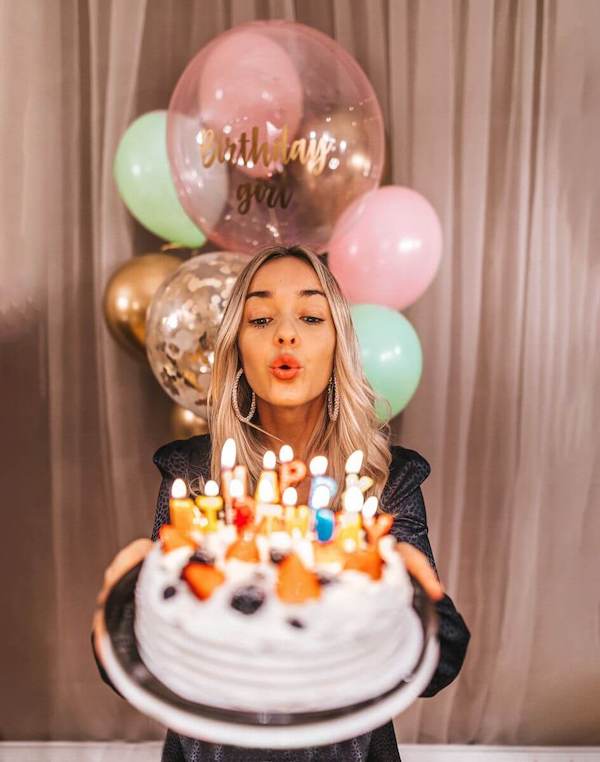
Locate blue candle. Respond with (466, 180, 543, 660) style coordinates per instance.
(315, 508, 335, 543)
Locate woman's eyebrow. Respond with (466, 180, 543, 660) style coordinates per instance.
(246, 289, 326, 300)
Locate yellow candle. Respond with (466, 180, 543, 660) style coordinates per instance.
(340, 485, 364, 545)
(256, 476, 280, 534)
(169, 478, 196, 534)
(254, 450, 280, 504)
(284, 488, 311, 538)
(195, 480, 223, 532)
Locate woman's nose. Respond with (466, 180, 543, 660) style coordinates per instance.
(275, 319, 298, 345)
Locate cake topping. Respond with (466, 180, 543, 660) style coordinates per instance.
(162, 585, 178, 599)
(276, 553, 321, 603)
(270, 548, 289, 565)
(230, 584, 266, 615)
(182, 562, 225, 599)
(225, 535, 260, 563)
(343, 546, 384, 581)
(189, 548, 216, 565)
(160, 437, 400, 602)
(159, 524, 195, 553)
(287, 617, 305, 629)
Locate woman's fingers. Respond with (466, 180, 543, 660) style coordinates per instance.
(396, 542, 445, 601)
(97, 538, 153, 607)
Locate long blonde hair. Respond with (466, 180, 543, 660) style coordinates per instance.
(206, 245, 392, 507)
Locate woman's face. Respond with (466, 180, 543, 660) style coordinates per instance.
(238, 257, 336, 410)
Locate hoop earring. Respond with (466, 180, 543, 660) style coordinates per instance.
(327, 369, 340, 422)
(232, 367, 256, 423)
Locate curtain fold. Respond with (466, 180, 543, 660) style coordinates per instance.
(0, 0, 598, 745)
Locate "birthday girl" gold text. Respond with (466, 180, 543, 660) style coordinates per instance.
(198, 125, 335, 176)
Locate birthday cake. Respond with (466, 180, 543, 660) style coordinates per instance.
(134, 440, 423, 713)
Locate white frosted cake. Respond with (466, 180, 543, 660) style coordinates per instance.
(133, 441, 423, 714)
(134, 527, 423, 713)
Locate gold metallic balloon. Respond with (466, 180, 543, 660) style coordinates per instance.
(170, 404, 209, 439)
(103, 253, 184, 358)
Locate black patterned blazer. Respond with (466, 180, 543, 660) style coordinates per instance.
(94, 434, 470, 762)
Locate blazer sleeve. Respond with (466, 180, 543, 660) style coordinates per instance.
(382, 446, 471, 698)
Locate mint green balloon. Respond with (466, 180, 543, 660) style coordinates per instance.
(113, 111, 206, 248)
(350, 304, 423, 421)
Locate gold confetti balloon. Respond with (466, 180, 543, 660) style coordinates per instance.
(146, 251, 249, 416)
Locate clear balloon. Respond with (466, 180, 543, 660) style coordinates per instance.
(329, 187, 443, 310)
(146, 252, 249, 417)
(167, 20, 384, 253)
(350, 304, 423, 420)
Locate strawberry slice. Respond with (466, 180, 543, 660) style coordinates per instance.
(277, 554, 321, 603)
(159, 524, 194, 553)
(182, 563, 225, 600)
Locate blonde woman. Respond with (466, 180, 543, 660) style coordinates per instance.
(94, 245, 470, 762)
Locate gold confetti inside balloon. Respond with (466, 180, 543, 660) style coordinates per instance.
(146, 251, 248, 416)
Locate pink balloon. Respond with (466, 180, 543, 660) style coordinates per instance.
(200, 30, 303, 179)
(327, 186, 443, 310)
(167, 21, 385, 254)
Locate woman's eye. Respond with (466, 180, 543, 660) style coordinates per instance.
(249, 316, 323, 327)
(249, 317, 271, 327)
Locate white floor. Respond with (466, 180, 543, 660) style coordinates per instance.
(0, 743, 599, 761)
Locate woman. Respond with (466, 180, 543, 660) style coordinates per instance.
(94, 245, 471, 761)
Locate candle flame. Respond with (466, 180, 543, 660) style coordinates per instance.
(204, 480, 219, 497)
(171, 478, 188, 499)
(257, 476, 275, 503)
(343, 485, 364, 513)
(229, 478, 243, 499)
(309, 455, 328, 476)
(345, 449, 364, 474)
(221, 437, 237, 469)
(362, 495, 378, 519)
(312, 484, 331, 509)
(279, 444, 294, 463)
(282, 486, 298, 506)
(263, 450, 277, 470)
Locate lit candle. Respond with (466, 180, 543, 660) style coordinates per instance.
(220, 437, 237, 524)
(255, 450, 280, 504)
(230, 477, 254, 532)
(255, 475, 281, 534)
(283, 486, 310, 538)
(232, 464, 248, 498)
(308, 456, 337, 509)
(279, 445, 307, 492)
(344, 449, 364, 488)
(195, 480, 223, 532)
(169, 478, 197, 534)
(340, 485, 364, 546)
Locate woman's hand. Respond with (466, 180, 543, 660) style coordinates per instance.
(397, 542, 445, 601)
(95, 538, 153, 608)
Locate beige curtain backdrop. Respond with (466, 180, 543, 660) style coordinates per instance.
(1, 0, 598, 747)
